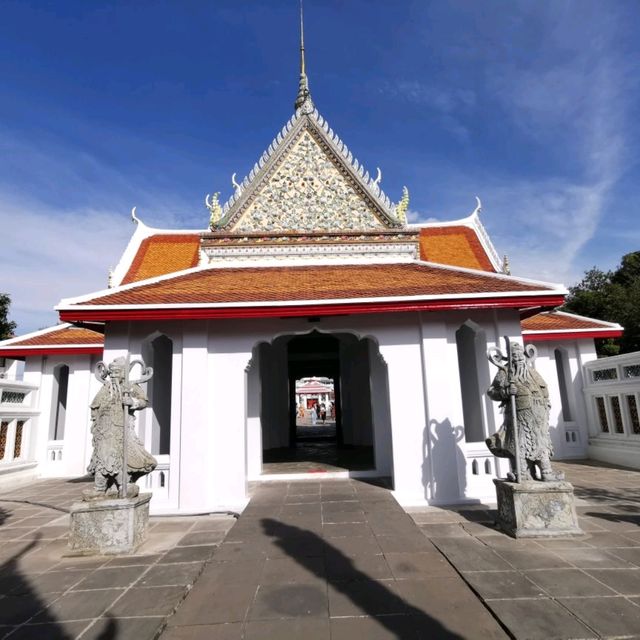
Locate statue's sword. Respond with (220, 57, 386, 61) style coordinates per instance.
(121, 353, 130, 499)
(505, 338, 522, 483)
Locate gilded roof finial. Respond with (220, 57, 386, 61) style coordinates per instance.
(395, 186, 409, 225)
(206, 192, 222, 228)
(294, 0, 314, 113)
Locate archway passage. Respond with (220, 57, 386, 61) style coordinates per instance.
(260, 331, 379, 475)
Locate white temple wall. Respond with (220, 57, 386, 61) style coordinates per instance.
(524, 338, 594, 460)
(27, 354, 98, 479)
(411, 309, 520, 505)
(96, 309, 587, 514)
(246, 347, 262, 479)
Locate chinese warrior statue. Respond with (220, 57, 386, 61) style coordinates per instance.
(85, 356, 157, 499)
(486, 341, 563, 482)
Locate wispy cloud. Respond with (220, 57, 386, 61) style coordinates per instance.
(0, 129, 200, 334)
(409, 3, 637, 286)
(482, 4, 635, 283)
(378, 81, 475, 142)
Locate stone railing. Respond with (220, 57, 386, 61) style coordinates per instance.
(462, 442, 505, 503)
(142, 454, 170, 504)
(46, 441, 64, 463)
(583, 351, 640, 468)
(0, 379, 39, 465)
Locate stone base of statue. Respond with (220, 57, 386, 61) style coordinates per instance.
(494, 479, 582, 538)
(68, 493, 152, 555)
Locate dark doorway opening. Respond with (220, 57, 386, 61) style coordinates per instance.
(261, 331, 374, 474)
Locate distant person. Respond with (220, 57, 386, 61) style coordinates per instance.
(320, 403, 326, 423)
(311, 404, 317, 425)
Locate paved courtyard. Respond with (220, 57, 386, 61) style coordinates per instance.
(0, 461, 637, 638)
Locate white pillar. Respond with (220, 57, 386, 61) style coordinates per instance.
(419, 319, 465, 504)
(177, 322, 214, 512)
(377, 322, 427, 505)
(209, 331, 253, 510)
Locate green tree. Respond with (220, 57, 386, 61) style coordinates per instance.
(563, 251, 640, 356)
(0, 294, 17, 341)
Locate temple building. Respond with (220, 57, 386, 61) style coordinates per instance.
(0, 24, 626, 513)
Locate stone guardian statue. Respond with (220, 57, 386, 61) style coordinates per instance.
(486, 341, 563, 482)
(85, 356, 157, 499)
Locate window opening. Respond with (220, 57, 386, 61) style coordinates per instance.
(554, 349, 573, 421)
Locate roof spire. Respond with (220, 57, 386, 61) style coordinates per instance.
(294, 0, 313, 112)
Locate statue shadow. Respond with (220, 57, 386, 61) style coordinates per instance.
(0, 505, 120, 639)
(582, 511, 640, 528)
(261, 518, 463, 639)
(423, 419, 467, 503)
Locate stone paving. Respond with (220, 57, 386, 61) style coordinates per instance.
(408, 460, 640, 640)
(161, 478, 506, 640)
(0, 461, 639, 639)
(0, 478, 236, 639)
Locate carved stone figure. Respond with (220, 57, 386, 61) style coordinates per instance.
(486, 342, 563, 482)
(85, 357, 157, 499)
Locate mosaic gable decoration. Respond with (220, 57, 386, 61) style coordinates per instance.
(212, 109, 405, 233)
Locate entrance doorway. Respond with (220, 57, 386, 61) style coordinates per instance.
(258, 331, 383, 476)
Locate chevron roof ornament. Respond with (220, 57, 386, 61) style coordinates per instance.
(215, 107, 403, 232)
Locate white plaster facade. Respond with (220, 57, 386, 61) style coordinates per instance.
(0, 312, 628, 514)
(86, 308, 524, 513)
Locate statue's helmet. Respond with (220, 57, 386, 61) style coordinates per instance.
(510, 342, 525, 362)
(108, 357, 127, 378)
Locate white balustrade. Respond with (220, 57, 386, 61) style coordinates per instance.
(463, 443, 499, 501)
(583, 351, 640, 468)
(142, 454, 170, 503)
(0, 379, 38, 468)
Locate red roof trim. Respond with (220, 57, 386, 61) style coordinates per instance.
(0, 346, 103, 358)
(524, 329, 623, 342)
(59, 294, 565, 322)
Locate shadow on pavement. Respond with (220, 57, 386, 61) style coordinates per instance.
(261, 517, 462, 639)
(0, 505, 120, 640)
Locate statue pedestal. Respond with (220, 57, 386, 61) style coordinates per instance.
(494, 479, 582, 538)
(68, 493, 152, 555)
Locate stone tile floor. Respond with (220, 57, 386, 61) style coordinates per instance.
(161, 477, 505, 640)
(0, 460, 639, 639)
(409, 460, 640, 640)
(0, 477, 236, 639)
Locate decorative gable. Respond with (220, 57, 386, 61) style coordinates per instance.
(214, 110, 403, 233)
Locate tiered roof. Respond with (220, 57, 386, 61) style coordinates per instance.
(0, 324, 104, 358)
(121, 233, 200, 285)
(57, 261, 565, 322)
(3, 15, 623, 359)
(521, 310, 623, 342)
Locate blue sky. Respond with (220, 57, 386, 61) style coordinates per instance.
(1, 0, 639, 333)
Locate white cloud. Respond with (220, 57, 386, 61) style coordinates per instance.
(0, 195, 134, 333)
(480, 179, 608, 285)
(0, 190, 198, 334)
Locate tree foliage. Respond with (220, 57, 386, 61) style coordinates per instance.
(563, 251, 640, 356)
(0, 294, 17, 341)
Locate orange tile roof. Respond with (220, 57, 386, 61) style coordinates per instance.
(9, 326, 104, 347)
(122, 234, 201, 284)
(77, 263, 553, 307)
(419, 226, 495, 272)
(522, 311, 618, 332)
